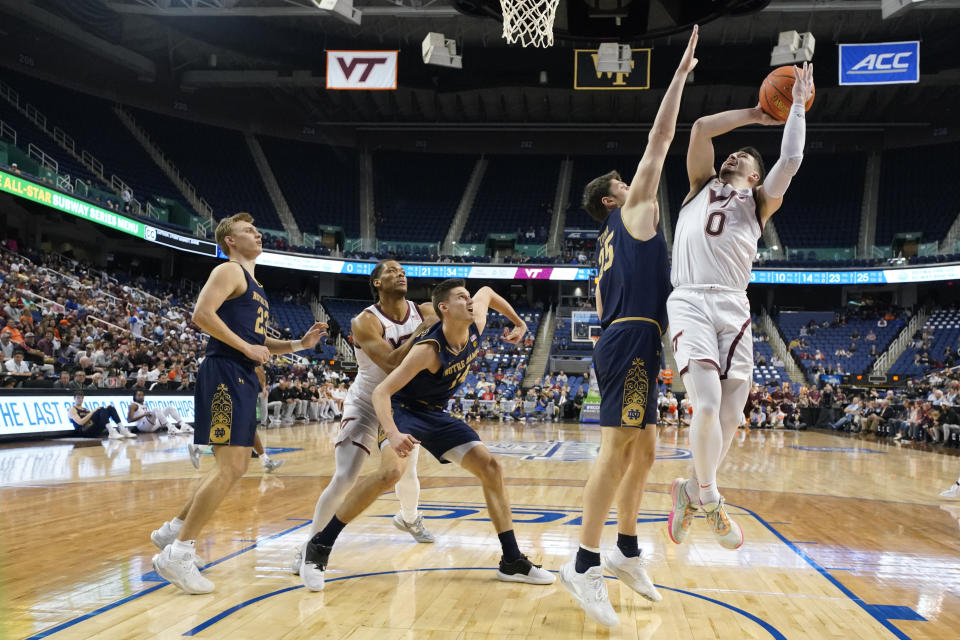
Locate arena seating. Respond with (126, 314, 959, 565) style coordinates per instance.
(2, 72, 183, 204)
(890, 308, 960, 377)
(778, 310, 904, 378)
(132, 109, 282, 230)
(373, 151, 475, 243)
(461, 155, 559, 242)
(269, 297, 337, 360)
(258, 135, 360, 237)
(0, 96, 105, 191)
(752, 320, 788, 387)
(772, 153, 866, 248)
(877, 142, 960, 247)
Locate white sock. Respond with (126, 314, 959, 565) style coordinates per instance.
(396, 447, 421, 523)
(698, 482, 721, 506)
(171, 538, 195, 556)
(260, 453, 271, 465)
(170, 517, 184, 531)
(684, 475, 699, 503)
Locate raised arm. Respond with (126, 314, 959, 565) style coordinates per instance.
(351, 309, 438, 374)
(686, 106, 780, 198)
(471, 286, 527, 343)
(372, 343, 438, 455)
(622, 26, 698, 231)
(758, 62, 813, 221)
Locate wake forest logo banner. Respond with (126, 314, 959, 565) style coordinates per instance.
(574, 49, 651, 90)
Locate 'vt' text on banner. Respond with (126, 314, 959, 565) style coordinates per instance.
(838, 41, 919, 86)
(326, 51, 398, 90)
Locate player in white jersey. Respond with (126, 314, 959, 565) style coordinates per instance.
(667, 63, 814, 550)
(294, 260, 438, 578)
(128, 388, 192, 434)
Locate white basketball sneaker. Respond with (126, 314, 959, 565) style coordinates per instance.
(291, 543, 304, 575)
(178, 422, 194, 434)
(152, 545, 213, 594)
(940, 483, 960, 500)
(150, 523, 205, 568)
(392, 513, 436, 543)
(301, 540, 332, 592)
(559, 561, 618, 627)
(603, 548, 661, 602)
(701, 497, 744, 550)
(496, 554, 555, 585)
(667, 478, 698, 545)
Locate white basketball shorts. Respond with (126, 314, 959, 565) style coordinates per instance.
(667, 287, 753, 382)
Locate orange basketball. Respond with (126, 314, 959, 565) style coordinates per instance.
(759, 65, 815, 121)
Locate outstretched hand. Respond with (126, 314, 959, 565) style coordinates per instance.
(677, 24, 699, 74)
(299, 322, 329, 350)
(792, 61, 814, 105)
(502, 321, 527, 345)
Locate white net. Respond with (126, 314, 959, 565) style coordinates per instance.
(499, 0, 560, 48)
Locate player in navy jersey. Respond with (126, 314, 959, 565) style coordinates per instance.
(557, 27, 699, 627)
(150, 212, 327, 595)
(299, 279, 555, 591)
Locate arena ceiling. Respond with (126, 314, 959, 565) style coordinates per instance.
(0, 0, 958, 128)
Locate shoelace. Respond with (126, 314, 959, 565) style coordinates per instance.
(680, 503, 697, 529)
(707, 505, 731, 535)
(587, 571, 608, 603)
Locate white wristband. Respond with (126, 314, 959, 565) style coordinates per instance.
(291, 340, 303, 353)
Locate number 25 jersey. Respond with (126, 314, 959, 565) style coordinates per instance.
(205, 264, 268, 365)
(671, 176, 762, 291)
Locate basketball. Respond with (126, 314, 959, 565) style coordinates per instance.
(759, 65, 815, 121)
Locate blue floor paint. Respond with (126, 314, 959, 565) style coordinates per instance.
(730, 500, 921, 640)
(23, 520, 313, 640)
(27, 487, 927, 640)
(181, 568, 788, 639)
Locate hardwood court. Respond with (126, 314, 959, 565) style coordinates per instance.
(2, 421, 959, 640)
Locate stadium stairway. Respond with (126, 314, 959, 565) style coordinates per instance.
(546, 159, 573, 255)
(113, 106, 214, 223)
(523, 306, 555, 389)
(245, 134, 301, 244)
(872, 306, 929, 375)
(441, 157, 487, 254)
(759, 309, 805, 384)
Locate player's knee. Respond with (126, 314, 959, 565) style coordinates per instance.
(478, 455, 503, 484)
(378, 461, 405, 487)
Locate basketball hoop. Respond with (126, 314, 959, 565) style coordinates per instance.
(500, 0, 559, 48)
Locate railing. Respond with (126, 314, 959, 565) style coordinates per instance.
(0, 119, 16, 144)
(27, 143, 58, 171)
(15, 288, 65, 315)
(872, 307, 928, 375)
(0, 80, 17, 105)
(25, 104, 45, 130)
(82, 150, 104, 179)
(53, 127, 75, 154)
(56, 174, 72, 191)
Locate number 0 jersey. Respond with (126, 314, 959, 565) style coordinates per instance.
(205, 263, 269, 365)
(394, 321, 480, 410)
(671, 176, 762, 291)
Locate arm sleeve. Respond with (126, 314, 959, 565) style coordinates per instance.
(763, 103, 806, 199)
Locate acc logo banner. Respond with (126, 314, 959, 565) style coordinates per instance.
(838, 41, 919, 86)
(326, 51, 398, 90)
(574, 49, 650, 90)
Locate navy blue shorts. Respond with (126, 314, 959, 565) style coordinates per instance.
(383, 401, 481, 464)
(194, 356, 260, 447)
(593, 320, 661, 428)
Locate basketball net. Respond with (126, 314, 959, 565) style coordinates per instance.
(500, 0, 559, 48)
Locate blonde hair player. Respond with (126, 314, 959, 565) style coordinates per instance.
(148, 212, 327, 594)
(666, 63, 814, 549)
